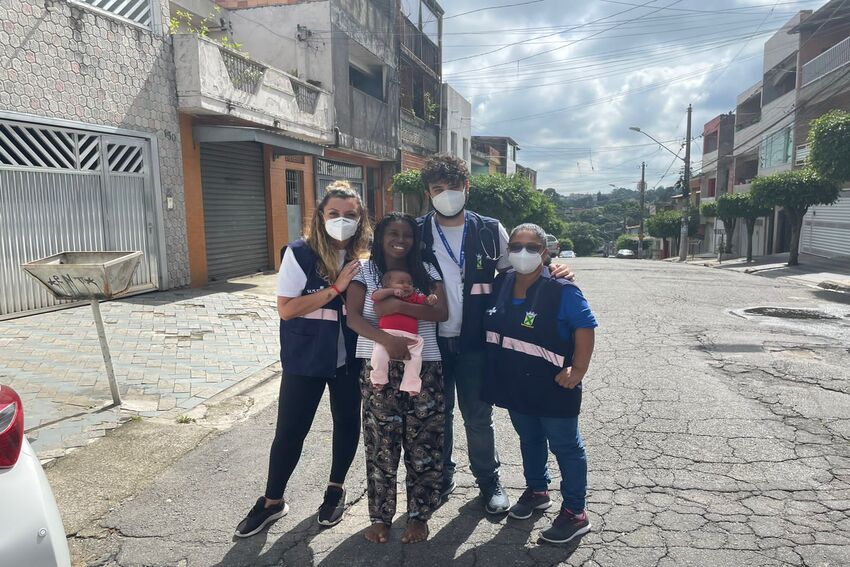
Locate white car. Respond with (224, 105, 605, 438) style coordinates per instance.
(558, 250, 576, 259)
(0, 385, 71, 567)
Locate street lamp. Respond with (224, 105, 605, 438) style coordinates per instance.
(629, 104, 693, 261)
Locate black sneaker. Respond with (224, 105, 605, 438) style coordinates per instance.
(540, 508, 591, 544)
(508, 488, 552, 519)
(235, 497, 288, 538)
(317, 486, 346, 526)
(441, 479, 457, 499)
(481, 479, 510, 514)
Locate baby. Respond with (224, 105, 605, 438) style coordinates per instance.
(370, 270, 437, 396)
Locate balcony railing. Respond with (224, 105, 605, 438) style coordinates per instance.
(401, 17, 440, 75)
(802, 35, 850, 86)
(401, 110, 439, 153)
(173, 34, 333, 144)
(795, 143, 810, 166)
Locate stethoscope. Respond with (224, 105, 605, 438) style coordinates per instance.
(429, 212, 501, 262)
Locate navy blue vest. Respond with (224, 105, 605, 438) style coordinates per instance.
(278, 239, 358, 378)
(418, 210, 501, 353)
(483, 271, 582, 418)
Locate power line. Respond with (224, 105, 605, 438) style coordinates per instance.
(443, 0, 547, 20)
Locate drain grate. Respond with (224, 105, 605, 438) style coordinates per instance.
(743, 307, 838, 320)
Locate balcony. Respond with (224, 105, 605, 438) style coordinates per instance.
(801, 35, 850, 87)
(401, 110, 439, 154)
(401, 16, 440, 76)
(173, 34, 333, 144)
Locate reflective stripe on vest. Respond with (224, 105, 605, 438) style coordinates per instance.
(470, 283, 492, 295)
(500, 335, 565, 367)
(301, 308, 339, 321)
(486, 331, 501, 344)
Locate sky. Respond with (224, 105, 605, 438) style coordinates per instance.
(439, 0, 828, 194)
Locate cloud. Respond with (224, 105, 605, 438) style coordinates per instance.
(441, 0, 825, 193)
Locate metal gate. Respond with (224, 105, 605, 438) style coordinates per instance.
(0, 118, 159, 318)
(199, 142, 269, 280)
(285, 169, 303, 243)
(316, 158, 364, 201)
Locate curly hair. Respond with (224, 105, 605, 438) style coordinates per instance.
(420, 154, 469, 189)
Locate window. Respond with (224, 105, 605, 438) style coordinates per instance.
(707, 178, 716, 198)
(286, 170, 302, 206)
(760, 127, 793, 169)
(73, 0, 154, 29)
(451, 132, 458, 156)
(703, 132, 718, 154)
(463, 138, 469, 161)
(349, 64, 384, 101)
(510, 145, 516, 161)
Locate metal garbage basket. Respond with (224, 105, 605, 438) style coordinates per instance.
(22, 251, 143, 406)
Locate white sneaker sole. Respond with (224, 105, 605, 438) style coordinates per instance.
(539, 522, 591, 544)
(234, 503, 289, 538)
(317, 490, 346, 527)
(508, 500, 552, 520)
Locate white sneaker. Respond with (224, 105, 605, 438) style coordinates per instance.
(484, 480, 510, 514)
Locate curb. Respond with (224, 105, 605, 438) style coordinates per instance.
(817, 280, 850, 293)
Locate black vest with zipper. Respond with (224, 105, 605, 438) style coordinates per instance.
(418, 210, 501, 353)
(278, 239, 358, 378)
(483, 270, 582, 418)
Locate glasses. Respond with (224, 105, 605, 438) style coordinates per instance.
(508, 243, 544, 254)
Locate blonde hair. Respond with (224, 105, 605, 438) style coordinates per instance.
(306, 180, 372, 283)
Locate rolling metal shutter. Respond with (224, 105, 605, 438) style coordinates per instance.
(801, 190, 850, 258)
(200, 142, 269, 280)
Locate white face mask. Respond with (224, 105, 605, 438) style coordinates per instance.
(509, 249, 542, 274)
(431, 189, 466, 217)
(324, 217, 359, 241)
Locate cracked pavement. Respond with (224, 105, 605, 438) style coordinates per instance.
(53, 258, 850, 566)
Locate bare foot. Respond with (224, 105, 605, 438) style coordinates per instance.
(401, 519, 428, 544)
(364, 523, 390, 543)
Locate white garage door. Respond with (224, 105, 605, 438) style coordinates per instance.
(801, 190, 850, 258)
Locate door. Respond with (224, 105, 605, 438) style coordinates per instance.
(316, 158, 364, 201)
(0, 118, 160, 318)
(286, 169, 303, 243)
(200, 141, 269, 280)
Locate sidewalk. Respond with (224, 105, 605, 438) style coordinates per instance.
(685, 252, 850, 291)
(0, 274, 280, 460)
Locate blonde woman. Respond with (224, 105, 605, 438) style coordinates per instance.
(236, 182, 371, 537)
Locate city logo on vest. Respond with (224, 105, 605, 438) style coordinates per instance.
(486, 307, 498, 316)
(522, 311, 538, 328)
(476, 254, 484, 270)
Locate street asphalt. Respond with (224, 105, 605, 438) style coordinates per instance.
(47, 258, 850, 566)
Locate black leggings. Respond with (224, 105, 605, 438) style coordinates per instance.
(264, 363, 362, 500)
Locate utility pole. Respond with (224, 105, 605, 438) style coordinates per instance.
(678, 104, 692, 262)
(638, 161, 646, 259)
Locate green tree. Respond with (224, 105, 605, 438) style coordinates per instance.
(614, 234, 651, 254)
(808, 110, 850, 182)
(468, 174, 563, 234)
(715, 193, 740, 254)
(559, 237, 574, 251)
(716, 192, 772, 262)
(751, 169, 840, 266)
(700, 201, 718, 219)
(392, 169, 426, 215)
(562, 222, 602, 256)
(646, 210, 682, 255)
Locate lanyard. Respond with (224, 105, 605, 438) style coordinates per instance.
(434, 214, 468, 274)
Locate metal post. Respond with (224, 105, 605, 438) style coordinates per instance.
(90, 299, 122, 406)
(679, 104, 692, 261)
(638, 161, 646, 259)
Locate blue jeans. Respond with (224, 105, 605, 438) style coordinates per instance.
(442, 350, 500, 488)
(508, 410, 587, 511)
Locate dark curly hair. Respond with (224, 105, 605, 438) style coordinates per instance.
(420, 154, 469, 189)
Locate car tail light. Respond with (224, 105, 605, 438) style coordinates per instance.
(0, 385, 24, 468)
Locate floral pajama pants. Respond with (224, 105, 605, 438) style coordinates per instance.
(360, 359, 445, 525)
